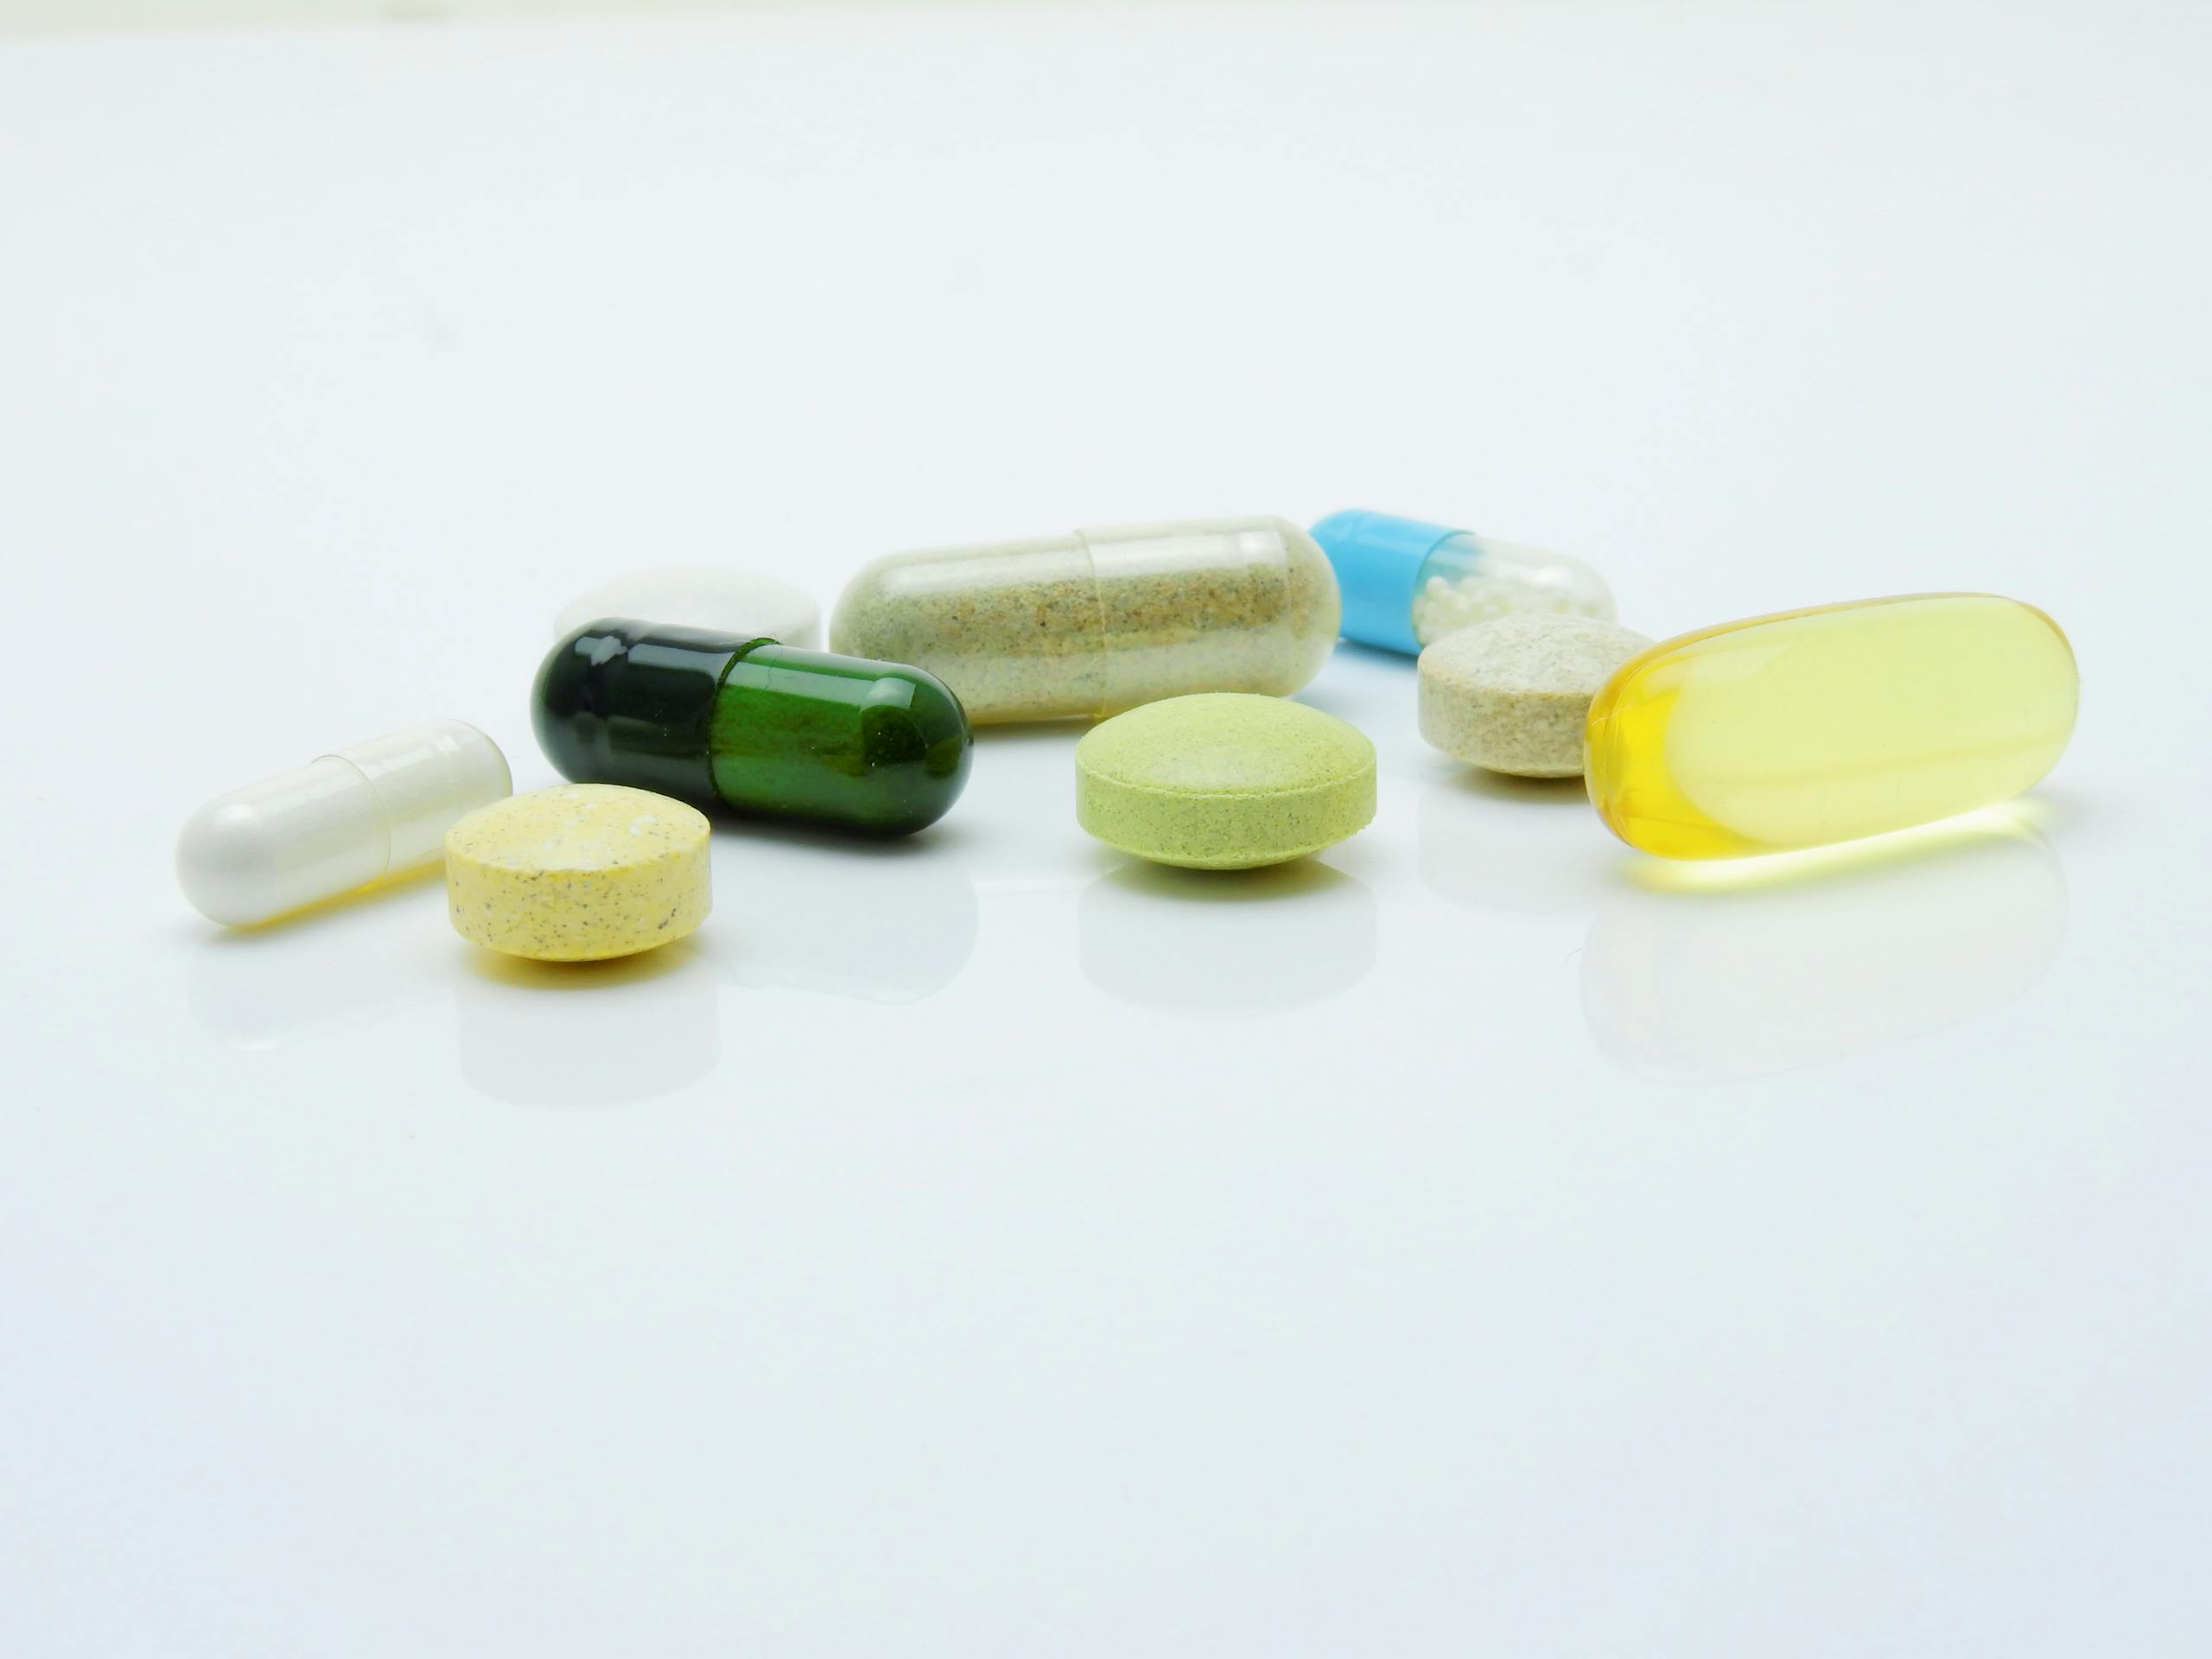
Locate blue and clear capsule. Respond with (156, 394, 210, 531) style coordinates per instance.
(1312, 509, 1615, 655)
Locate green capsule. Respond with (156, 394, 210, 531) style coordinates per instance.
(533, 620, 972, 836)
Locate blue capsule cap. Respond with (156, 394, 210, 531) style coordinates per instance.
(1309, 510, 1463, 656)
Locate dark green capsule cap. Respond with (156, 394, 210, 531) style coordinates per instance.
(533, 619, 760, 812)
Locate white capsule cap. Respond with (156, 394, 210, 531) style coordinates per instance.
(553, 566, 821, 649)
(176, 719, 511, 927)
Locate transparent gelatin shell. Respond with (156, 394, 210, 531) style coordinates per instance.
(1583, 593, 2078, 859)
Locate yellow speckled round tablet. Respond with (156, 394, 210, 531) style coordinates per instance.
(1076, 694, 1376, 869)
(445, 784, 711, 961)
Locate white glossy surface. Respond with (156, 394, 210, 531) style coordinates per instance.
(5, 4, 2209, 1655)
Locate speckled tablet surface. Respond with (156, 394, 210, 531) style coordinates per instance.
(445, 784, 711, 961)
(1075, 693, 1376, 869)
(1418, 613, 1652, 777)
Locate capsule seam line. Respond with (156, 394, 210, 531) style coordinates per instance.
(703, 637, 786, 806)
(1071, 528, 1116, 721)
(316, 751, 397, 884)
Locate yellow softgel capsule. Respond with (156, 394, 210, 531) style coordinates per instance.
(445, 784, 711, 961)
(1583, 594, 2077, 859)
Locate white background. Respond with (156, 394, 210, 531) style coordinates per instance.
(4, 3, 2208, 1654)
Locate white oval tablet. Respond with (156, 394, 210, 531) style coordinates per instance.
(553, 566, 820, 649)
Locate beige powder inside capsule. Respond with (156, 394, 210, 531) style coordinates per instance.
(830, 520, 1339, 723)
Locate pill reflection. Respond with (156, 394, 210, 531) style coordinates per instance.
(185, 886, 448, 1052)
(187, 889, 721, 1108)
(721, 842, 977, 1003)
(1419, 771, 1611, 918)
(454, 939, 718, 1107)
(1580, 811, 2067, 1081)
(1079, 860, 1376, 1019)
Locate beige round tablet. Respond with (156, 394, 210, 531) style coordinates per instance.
(445, 784, 711, 961)
(1418, 613, 1653, 778)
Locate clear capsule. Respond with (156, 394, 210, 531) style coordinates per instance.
(830, 516, 1339, 723)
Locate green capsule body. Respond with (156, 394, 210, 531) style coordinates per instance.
(534, 620, 972, 836)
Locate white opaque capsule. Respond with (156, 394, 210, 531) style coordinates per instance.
(177, 719, 511, 926)
(830, 516, 1340, 723)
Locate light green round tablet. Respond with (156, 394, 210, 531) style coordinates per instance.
(1075, 693, 1376, 869)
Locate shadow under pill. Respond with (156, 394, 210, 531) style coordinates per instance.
(973, 717, 1092, 748)
(1433, 767, 1590, 808)
(706, 808, 978, 861)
